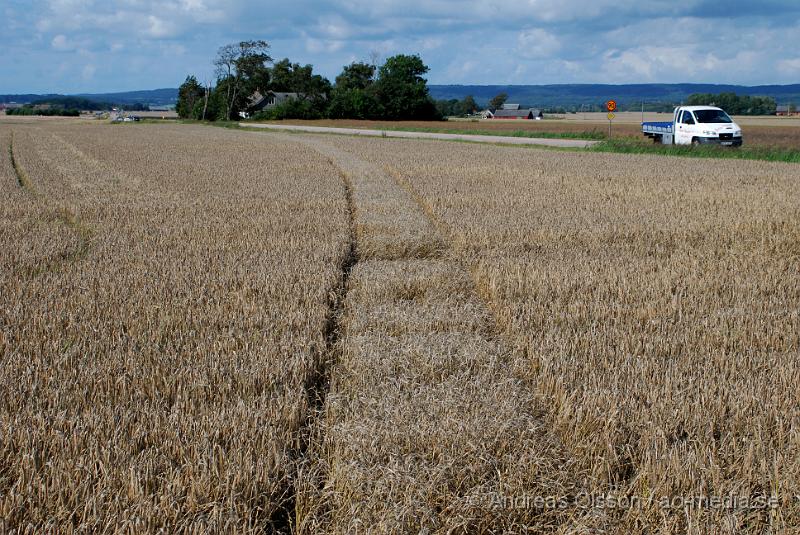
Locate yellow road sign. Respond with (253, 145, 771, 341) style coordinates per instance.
(607, 112, 616, 120)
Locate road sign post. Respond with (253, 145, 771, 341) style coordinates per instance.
(606, 100, 617, 138)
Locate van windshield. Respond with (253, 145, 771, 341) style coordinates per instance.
(694, 109, 733, 123)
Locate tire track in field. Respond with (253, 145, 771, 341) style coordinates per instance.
(9, 131, 34, 192)
(46, 131, 143, 190)
(271, 155, 359, 535)
(8, 130, 95, 277)
(280, 134, 583, 533)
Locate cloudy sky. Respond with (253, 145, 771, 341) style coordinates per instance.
(2, 0, 800, 93)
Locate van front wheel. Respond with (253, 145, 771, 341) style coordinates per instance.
(691, 137, 700, 146)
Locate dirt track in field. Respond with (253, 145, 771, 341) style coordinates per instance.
(242, 122, 599, 148)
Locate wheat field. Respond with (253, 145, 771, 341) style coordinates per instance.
(1, 120, 799, 533)
(0, 121, 350, 532)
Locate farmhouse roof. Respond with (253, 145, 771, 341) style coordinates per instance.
(493, 108, 542, 118)
(502, 103, 520, 110)
(248, 91, 301, 108)
(776, 105, 790, 113)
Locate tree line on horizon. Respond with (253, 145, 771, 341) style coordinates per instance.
(176, 40, 482, 121)
(685, 92, 776, 115)
(4, 96, 150, 116)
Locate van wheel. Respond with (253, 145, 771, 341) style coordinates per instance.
(691, 138, 700, 146)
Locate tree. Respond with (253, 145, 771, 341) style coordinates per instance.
(335, 62, 376, 91)
(254, 98, 324, 120)
(192, 85, 222, 121)
(434, 99, 463, 117)
(489, 92, 508, 111)
(269, 59, 331, 114)
(686, 92, 776, 116)
(214, 40, 272, 120)
(462, 95, 478, 114)
(328, 62, 381, 119)
(368, 50, 382, 73)
(268, 58, 296, 92)
(372, 54, 439, 120)
(328, 89, 382, 119)
(176, 76, 205, 119)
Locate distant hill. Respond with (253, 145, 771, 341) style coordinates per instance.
(427, 84, 800, 110)
(0, 88, 178, 107)
(76, 88, 178, 106)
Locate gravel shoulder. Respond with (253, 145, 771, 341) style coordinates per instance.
(241, 122, 599, 148)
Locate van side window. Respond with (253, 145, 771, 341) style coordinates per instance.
(682, 111, 695, 125)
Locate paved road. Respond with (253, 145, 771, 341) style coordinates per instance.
(240, 123, 599, 148)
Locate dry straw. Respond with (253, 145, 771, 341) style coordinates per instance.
(2, 121, 798, 534)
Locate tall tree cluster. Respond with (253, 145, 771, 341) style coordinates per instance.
(686, 92, 777, 115)
(176, 41, 441, 121)
(435, 95, 479, 117)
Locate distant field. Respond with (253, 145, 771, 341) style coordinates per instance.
(254, 117, 800, 149)
(130, 110, 179, 119)
(558, 111, 800, 127)
(2, 120, 799, 533)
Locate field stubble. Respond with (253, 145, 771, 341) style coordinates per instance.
(2, 120, 799, 534)
(314, 135, 800, 533)
(289, 137, 591, 533)
(0, 122, 350, 531)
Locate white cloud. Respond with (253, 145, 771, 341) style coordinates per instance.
(146, 15, 176, 38)
(304, 33, 345, 54)
(517, 28, 561, 59)
(417, 37, 443, 51)
(777, 58, 800, 75)
(51, 34, 72, 51)
(4, 0, 800, 92)
(81, 63, 96, 80)
(314, 15, 355, 40)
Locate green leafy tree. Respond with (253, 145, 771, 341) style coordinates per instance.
(686, 92, 776, 115)
(462, 95, 478, 114)
(254, 98, 323, 120)
(328, 89, 382, 119)
(214, 40, 272, 120)
(185, 82, 225, 121)
(328, 62, 381, 119)
(433, 95, 479, 117)
(268, 59, 296, 92)
(434, 99, 463, 117)
(372, 54, 439, 120)
(176, 75, 205, 119)
(269, 59, 331, 115)
(335, 62, 376, 91)
(489, 92, 508, 111)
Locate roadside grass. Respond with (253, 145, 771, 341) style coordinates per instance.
(243, 120, 607, 140)
(352, 125, 608, 140)
(197, 120, 800, 163)
(593, 136, 800, 163)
